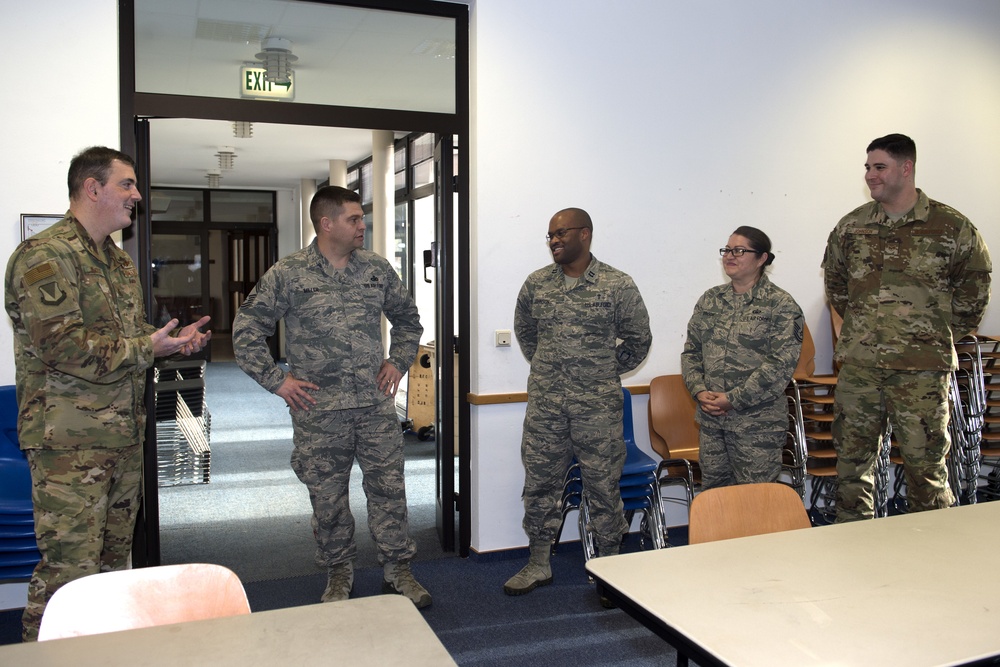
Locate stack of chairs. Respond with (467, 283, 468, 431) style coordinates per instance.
(786, 322, 840, 522)
(781, 385, 807, 501)
(0, 385, 40, 580)
(154, 360, 212, 487)
(556, 388, 667, 561)
(978, 336, 1000, 500)
(946, 336, 986, 506)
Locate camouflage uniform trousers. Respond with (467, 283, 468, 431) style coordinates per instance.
(520, 391, 628, 553)
(698, 424, 784, 490)
(833, 364, 954, 522)
(21, 445, 142, 642)
(290, 399, 416, 568)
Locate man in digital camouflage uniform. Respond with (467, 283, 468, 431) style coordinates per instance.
(4, 146, 211, 641)
(823, 133, 992, 522)
(233, 185, 430, 608)
(505, 207, 651, 606)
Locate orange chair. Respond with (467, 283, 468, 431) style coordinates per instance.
(38, 563, 250, 640)
(688, 482, 811, 544)
(648, 375, 700, 509)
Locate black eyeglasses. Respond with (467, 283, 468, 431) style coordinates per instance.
(546, 227, 586, 242)
(719, 247, 762, 257)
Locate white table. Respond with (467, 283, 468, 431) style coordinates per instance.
(0, 594, 456, 666)
(587, 502, 1000, 667)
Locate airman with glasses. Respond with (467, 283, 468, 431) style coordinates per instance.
(506, 207, 651, 608)
(681, 225, 803, 490)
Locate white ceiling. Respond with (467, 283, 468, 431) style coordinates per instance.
(149, 118, 391, 190)
(137, 0, 460, 190)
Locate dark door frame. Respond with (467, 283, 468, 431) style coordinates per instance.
(119, 0, 471, 564)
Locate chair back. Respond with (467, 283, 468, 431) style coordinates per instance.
(829, 303, 843, 347)
(0, 385, 20, 457)
(794, 324, 817, 380)
(647, 375, 700, 462)
(38, 563, 250, 640)
(621, 387, 658, 476)
(688, 482, 811, 544)
(0, 385, 32, 513)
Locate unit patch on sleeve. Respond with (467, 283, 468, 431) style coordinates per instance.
(37, 282, 67, 307)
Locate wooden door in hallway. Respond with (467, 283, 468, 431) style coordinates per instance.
(227, 229, 277, 359)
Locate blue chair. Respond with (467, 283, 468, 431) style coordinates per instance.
(556, 388, 667, 561)
(0, 385, 40, 579)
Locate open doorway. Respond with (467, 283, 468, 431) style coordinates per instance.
(125, 0, 470, 567)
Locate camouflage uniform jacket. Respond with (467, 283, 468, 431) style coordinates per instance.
(823, 190, 992, 371)
(514, 255, 651, 396)
(4, 213, 157, 450)
(681, 274, 804, 431)
(233, 241, 422, 411)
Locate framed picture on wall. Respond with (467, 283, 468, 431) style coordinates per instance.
(21, 214, 62, 241)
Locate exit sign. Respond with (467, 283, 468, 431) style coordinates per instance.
(240, 65, 295, 100)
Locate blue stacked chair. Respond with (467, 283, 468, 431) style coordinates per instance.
(556, 388, 667, 561)
(0, 385, 40, 580)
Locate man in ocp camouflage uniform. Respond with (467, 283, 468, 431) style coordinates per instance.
(4, 146, 210, 641)
(823, 133, 992, 522)
(504, 208, 651, 607)
(233, 185, 430, 608)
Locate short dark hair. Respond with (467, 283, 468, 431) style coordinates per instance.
(310, 185, 362, 229)
(732, 225, 775, 268)
(67, 146, 136, 199)
(866, 133, 916, 165)
(554, 207, 593, 231)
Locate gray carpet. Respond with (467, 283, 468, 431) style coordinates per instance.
(158, 362, 447, 584)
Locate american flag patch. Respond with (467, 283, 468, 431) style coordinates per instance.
(24, 262, 56, 286)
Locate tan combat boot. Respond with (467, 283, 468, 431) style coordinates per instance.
(321, 561, 354, 603)
(503, 542, 553, 595)
(383, 561, 432, 609)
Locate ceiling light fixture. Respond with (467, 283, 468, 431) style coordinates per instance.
(233, 121, 253, 139)
(255, 36, 298, 85)
(206, 170, 222, 189)
(216, 146, 236, 170)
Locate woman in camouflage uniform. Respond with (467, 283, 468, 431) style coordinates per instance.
(681, 226, 803, 489)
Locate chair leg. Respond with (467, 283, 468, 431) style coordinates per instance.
(650, 493, 668, 549)
(578, 494, 595, 562)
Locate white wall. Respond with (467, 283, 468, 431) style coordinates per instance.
(470, 0, 1000, 551)
(0, 2, 121, 382)
(1, 0, 999, 556)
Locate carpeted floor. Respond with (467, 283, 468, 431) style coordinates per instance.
(240, 532, 693, 667)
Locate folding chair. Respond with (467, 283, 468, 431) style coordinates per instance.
(38, 563, 251, 640)
(647, 375, 699, 514)
(688, 482, 811, 544)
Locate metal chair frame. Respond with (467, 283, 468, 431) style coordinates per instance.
(555, 389, 668, 561)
